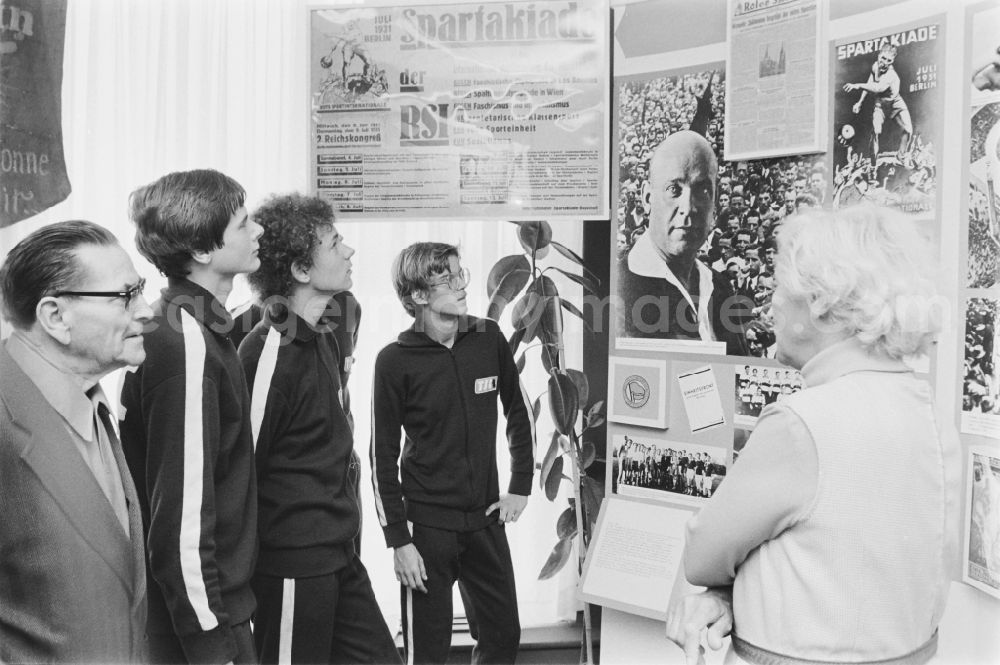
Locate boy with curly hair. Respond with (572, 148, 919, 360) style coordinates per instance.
(238, 193, 400, 665)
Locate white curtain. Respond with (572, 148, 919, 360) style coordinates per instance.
(0, 0, 581, 628)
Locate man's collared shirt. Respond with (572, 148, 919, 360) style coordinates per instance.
(6, 332, 130, 534)
(626, 232, 717, 342)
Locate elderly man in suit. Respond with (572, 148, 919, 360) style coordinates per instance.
(0, 220, 152, 663)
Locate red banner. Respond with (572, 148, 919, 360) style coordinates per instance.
(1, 0, 71, 227)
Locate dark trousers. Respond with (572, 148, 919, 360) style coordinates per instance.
(402, 522, 520, 665)
(149, 620, 256, 664)
(252, 556, 401, 665)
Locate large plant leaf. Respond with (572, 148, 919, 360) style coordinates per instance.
(508, 326, 526, 354)
(538, 431, 563, 492)
(540, 343, 561, 373)
(552, 267, 599, 297)
(538, 295, 564, 348)
(544, 456, 563, 500)
(515, 351, 526, 374)
(556, 505, 578, 539)
(486, 255, 531, 320)
(547, 370, 579, 436)
(548, 239, 584, 267)
(531, 396, 542, 423)
(549, 240, 602, 284)
(516, 221, 553, 253)
(580, 476, 604, 539)
(580, 441, 597, 469)
(487, 254, 530, 295)
(584, 400, 606, 430)
(511, 291, 545, 342)
(566, 369, 589, 406)
(538, 537, 573, 580)
(559, 298, 594, 333)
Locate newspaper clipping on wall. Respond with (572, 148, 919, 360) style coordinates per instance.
(831, 20, 943, 216)
(309, 1, 608, 220)
(725, 0, 825, 160)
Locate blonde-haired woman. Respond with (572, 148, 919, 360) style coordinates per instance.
(667, 204, 960, 665)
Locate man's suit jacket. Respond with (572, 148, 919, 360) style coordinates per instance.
(0, 345, 147, 663)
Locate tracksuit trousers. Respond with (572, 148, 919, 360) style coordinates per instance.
(252, 556, 401, 665)
(401, 522, 520, 665)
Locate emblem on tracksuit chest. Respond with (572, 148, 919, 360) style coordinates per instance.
(474, 376, 498, 394)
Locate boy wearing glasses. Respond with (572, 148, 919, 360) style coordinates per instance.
(120, 169, 263, 664)
(371, 242, 535, 665)
(237, 194, 400, 665)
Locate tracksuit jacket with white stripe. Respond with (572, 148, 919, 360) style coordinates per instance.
(371, 316, 535, 548)
(238, 307, 359, 577)
(120, 278, 257, 664)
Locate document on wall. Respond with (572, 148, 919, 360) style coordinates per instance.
(308, 1, 609, 221)
(580, 497, 691, 620)
(677, 365, 726, 433)
(725, 0, 826, 159)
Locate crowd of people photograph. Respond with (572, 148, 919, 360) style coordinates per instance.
(616, 69, 826, 357)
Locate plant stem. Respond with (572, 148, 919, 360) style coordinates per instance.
(569, 428, 593, 664)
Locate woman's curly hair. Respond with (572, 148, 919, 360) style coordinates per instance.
(775, 204, 943, 359)
(248, 193, 334, 300)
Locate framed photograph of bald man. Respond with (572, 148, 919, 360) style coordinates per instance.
(614, 61, 828, 357)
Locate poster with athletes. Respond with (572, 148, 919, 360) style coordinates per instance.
(733, 363, 803, 429)
(309, 1, 608, 221)
(968, 102, 1000, 289)
(966, 1, 1000, 290)
(963, 446, 1000, 599)
(962, 297, 1000, 438)
(614, 60, 826, 357)
(831, 20, 943, 216)
(611, 433, 727, 507)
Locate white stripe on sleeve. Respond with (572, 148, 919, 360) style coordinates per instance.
(179, 310, 218, 630)
(250, 327, 282, 450)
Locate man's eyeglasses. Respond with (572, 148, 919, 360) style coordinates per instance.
(428, 268, 470, 291)
(53, 278, 147, 308)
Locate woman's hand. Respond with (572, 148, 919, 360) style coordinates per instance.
(665, 588, 733, 665)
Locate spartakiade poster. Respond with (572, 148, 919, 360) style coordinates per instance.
(831, 21, 943, 216)
(309, 1, 609, 220)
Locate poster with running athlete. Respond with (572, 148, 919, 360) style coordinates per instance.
(831, 19, 944, 216)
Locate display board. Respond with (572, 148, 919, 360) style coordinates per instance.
(308, 0, 610, 221)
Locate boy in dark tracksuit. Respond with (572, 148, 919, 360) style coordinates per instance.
(120, 169, 262, 664)
(372, 242, 535, 665)
(238, 193, 399, 665)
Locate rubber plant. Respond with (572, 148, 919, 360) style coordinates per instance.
(486, 220, 605, 665)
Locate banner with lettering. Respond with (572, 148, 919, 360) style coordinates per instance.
(0, 0, 71, 228)
(831, 18, 944, 217)
(308, 1, 609, 221)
